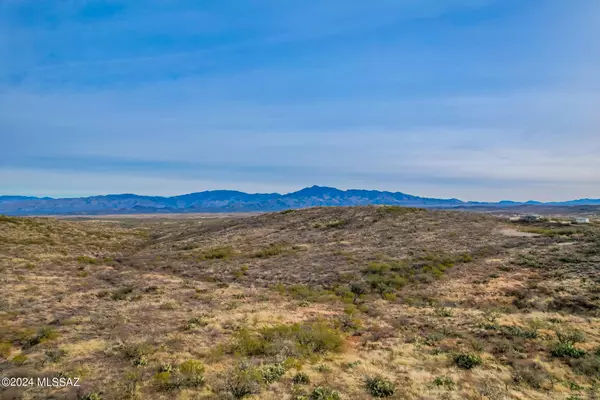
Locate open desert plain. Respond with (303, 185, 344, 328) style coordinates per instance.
(1, 206, 599, 400)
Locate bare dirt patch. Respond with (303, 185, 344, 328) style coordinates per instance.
(499, 227, 540, 237)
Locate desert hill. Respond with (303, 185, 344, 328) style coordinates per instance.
(1, 207, 599, 399)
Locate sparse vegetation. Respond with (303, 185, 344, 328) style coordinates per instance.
(501, 325, 538, 339)
(1, 208, 599, 399)
(218, 363, 263, 398)
(153, 360, 205, 391)
(511, 362, 547, 389)
(293, 372, 311, 385)
(552, 343, 587, 359)
(80, 393, 102, 400)
(377, 205, 424, 216)
(121, 342, 153, 366)
(252, 242, 289, 258)
(365, 375, 396, 397)
(77, 255, 99, 264)
(25, 326, 59, 347)
(45, 348, 67, 363)
(260, 363, 286, 383)
(432, 376, 455, 389)
(110, 286, 135, 301)
(200, 245, 235, 260)
(552, 329, 587, 358)
(231, 321, 344, 358)
(454, 353, 483, 369)
(518, 226, 579, 237)
(0, 342, 12, 358)
(310, 386, 341, 400)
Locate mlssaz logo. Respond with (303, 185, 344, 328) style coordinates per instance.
(37, 377, 80, 387)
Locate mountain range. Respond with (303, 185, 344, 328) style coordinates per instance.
(1, 186, 600, 215)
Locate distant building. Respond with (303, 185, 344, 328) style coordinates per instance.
(572, 217, 590, 224)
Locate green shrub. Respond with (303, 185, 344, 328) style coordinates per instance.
(318, 219, 347, 229)
(220, 364, 263, 399)
(159, 363, 174, 373)
(253, 243, 288, 258)
(365, 375, 396, 397)
(178, 359, 205, 386)
(153, 370, 187, 391)
(336, 315, 362, 333)
(77, 256, 99, 264)
(201, 246, 235, 260)
(260, 363, 286, 384)
(286, 284, 334, 302)
(367, 271, 407, 292)
(159, 301, 178, 310)
(350, 282, 367, 304)
(292, 372, 310, 385)
(432, 376, 455, 389)
(551, 329, 587, 358)
(133, 356, 148, 366)
(153, 371, 175, 391)
(122, 342, 152, 366)
(232, 322, 344, 358)
(424, 332, 444, 346)
(343, 304, 357, 315)
(556, 329, 585, 345)
(12, 354, 27, 365)
(154, 360, 205, 391)
(184, 316, 208, 330)
(363, 262, 391, 275)
(80, 393, 102, 400)
(454, 353, 483, 369)
(455, 253, 473, 263)
(38, 326, 59, 341)
(316, 364, 331, 373)
(434, 305, 453, 318)
(234, 265, 249, 279)
(382, 292, 397, 301)
(551, 342, 586, 359)
(310, 386, 341, 400)
(233, 329, 270, 356)
(45, 348, 67, 363)
(502, 325, 538, 339)
(519, 227, 578, 237)
(511, 363, 546, 389)
(26, 326, 59, 347)
(111, 286, 135, 301)
(0, 342, 11, 358)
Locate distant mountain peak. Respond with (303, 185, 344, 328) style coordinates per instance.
(290, 185, 341, 196)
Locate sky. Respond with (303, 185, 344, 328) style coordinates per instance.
(1, 0, 599, 202)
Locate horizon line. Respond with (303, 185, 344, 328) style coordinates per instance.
(1, 185, 598, 204)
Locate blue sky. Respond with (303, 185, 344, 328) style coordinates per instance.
(1, 0, 599, 201)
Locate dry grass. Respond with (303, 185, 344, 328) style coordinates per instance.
(1, 207, 599, 399)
